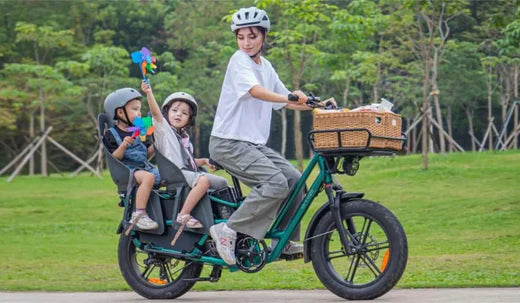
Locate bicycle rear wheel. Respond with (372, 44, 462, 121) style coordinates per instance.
(310, 199, 407, 300)
(118, 234, 203, 299)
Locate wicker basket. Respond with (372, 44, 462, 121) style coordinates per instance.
(312, 109, 402, 151)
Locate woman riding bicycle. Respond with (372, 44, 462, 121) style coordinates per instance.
(209, 7, 321, 265)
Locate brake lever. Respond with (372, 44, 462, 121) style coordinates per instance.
(306, 93, 321, 108)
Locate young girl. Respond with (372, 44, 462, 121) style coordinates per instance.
(141, 82, 228, 233)
(103, 88, 161, 232)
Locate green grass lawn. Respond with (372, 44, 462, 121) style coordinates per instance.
(0, 150, 519, 291)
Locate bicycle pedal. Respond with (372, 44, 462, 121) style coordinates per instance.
(279, 252, 304, 261)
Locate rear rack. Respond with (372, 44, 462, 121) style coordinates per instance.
(308, 128, 406, 157)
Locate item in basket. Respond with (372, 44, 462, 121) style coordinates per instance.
(350, 98, 394, 113)
(380, 98, 393, 112)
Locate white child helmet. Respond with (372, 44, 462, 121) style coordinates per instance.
(230, 7, 270, 33)
(161, 92, 198, 126)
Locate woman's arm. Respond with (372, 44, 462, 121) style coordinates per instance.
(286, 103, 313, 111)
(249, 85, 308, 105)
(141, 81, 163, 123)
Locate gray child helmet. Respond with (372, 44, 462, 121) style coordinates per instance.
(161, 92, 198, 127)
(104, 88, 142, 123)
(230, 7, 270, 33)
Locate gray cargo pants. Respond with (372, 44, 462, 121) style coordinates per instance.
(209, 136, 302, 240)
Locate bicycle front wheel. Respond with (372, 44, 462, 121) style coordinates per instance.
(310, 199, 407, 300)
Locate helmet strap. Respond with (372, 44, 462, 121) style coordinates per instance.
(249, 32, 266, 60)
(249, 46, 263, 60)
(117, 107, 133, 126)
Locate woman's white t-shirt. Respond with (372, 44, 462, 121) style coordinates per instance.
(211, 50, 290, 145)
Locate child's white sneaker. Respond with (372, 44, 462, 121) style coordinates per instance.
(130, 212, 159, 230)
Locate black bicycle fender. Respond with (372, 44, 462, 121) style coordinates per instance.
(303, 192, 364, 263)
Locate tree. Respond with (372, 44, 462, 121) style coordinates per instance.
(394, 0, 466, 168)
(261, 0, 334, 170)
(13, 22, 76, 175)
(163, 0, 235, 157)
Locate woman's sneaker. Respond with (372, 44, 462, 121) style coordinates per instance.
(281, 241, 303, 255)
(130, 212, 159, 230)
(209, 222, 237, 265)
(270, 240, 304, 260)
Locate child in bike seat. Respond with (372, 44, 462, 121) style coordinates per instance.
(103, 88, 161, 231)
(141, 81, 227, 231)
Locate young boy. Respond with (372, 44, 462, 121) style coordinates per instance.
(103, 88, 161, 231)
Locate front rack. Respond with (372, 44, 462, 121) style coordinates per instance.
(308, 128, 407, 157)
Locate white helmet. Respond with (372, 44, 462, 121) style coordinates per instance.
(161, 92, 198, 126)
(230, 7, 270, 33)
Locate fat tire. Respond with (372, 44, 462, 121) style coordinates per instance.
(118, 234, 203, 299)
(311, 199, 407, 300)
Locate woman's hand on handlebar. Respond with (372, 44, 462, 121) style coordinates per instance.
(288, 90, 308, 105)
(287, 92, 338, 110)
(323, 97, 337, 109)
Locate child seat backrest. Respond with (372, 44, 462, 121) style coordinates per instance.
(154, 147, 188, 190)
(97, 113, 132, 194)
(154, 146, 214, 235)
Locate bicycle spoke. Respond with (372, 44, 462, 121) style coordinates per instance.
(360, 252, 382, 277)
(142, 264, 156, 280)
(327, 249, 346, 259)
(360, 218, 373, 245)
(345, 253, 361, 283)
(162, 262, 172, 283)
(159, 262, 170, 283)
(365, 243, 389, 253)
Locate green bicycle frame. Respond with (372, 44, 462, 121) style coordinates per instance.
(132, 152, 333, 270)
(207, 152, 333, 265)
(265, 153, 332, 262)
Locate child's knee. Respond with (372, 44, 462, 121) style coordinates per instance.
(136, 171, 155, 186)
(145, 172, 156, 184)
(197, 175, 210, 189)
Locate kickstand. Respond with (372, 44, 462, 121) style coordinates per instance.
(183, 265, 222, 283)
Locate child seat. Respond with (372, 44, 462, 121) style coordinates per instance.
(97, 112, 133, 194)
(97, 113, 165, 235)
(154, 148, 214, 235)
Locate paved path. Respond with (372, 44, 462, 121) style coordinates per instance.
(1, 288, 519, 303)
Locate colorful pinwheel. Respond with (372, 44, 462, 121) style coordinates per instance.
(130, 47, 157, 83)
(127, 116, 155, 141)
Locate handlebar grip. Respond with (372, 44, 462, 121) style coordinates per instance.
(287, 93, 299, 102)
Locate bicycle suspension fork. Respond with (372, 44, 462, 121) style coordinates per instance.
(325, 185, 358, 255)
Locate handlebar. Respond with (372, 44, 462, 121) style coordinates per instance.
(287, 93, 337, 109)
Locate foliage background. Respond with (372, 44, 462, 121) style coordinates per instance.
(1, 0, 520, 173)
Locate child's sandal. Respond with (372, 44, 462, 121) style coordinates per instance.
(176, 213, 203, 229)
(171, 214, 203, 246)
